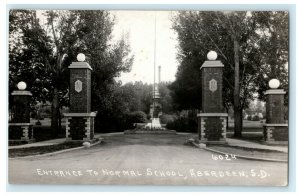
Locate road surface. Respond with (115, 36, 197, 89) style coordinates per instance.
(8, 133, 288, 186)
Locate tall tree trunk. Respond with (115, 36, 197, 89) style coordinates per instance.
(234, 108, 243, 137)
(51, 88, 59, 137)
(226, 107, 229, 129)
(233, 38, 242, 137)
(58, 108, 62, 135)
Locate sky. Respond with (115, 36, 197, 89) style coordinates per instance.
(111, 11, 179, 84)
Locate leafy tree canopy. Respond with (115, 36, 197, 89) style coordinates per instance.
(9, 10, 134, 134)
(170, 11, 288, 111)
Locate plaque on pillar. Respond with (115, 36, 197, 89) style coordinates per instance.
(197, 51, 227, 144)
(64, 53, 97, 141)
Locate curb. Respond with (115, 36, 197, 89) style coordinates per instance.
(9, 143, 57, 150)
(191, 142, 287, 163)
(9, 139, 103, 160)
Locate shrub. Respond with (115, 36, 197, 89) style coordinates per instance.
(33, 126, 65, 141)
(30, 111, 37, 119)
(166, 116, 197, 133)
(247, 115, 252, 121)
(125, 111, 147, 129)
(252, 115, 260, 121)
(35, 120, 42, 126)
(146, 114, 151, 120)
(127, 111, 147, 123)
(159, 114, 177, 124)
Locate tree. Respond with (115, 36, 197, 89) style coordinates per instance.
(168, 56, 202, 111)
(9, 10, 54, 110)
(118, 81, 175, 115)
(9, 10, 134, 135)
(171, 11, 288, 137)
(96, 80, 175, 132)
(253, 12, 289, 103)
(134, 81, 153, 114)
(158, 81, 175, 114)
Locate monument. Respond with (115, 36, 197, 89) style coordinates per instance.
(9, 81, 35, 143)
(263, 79, 288, 144)
(64, 53, 97, 141)
(197, 51, 227, 144)
(145, 84, 163, 129)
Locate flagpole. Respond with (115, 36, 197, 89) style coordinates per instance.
(152, 12, 157, 129)
(154, 12, 156, 99)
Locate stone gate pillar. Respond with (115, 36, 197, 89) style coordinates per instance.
(64, 53, 97, 141)
(9, 81, 35, 143)
(197, 51, 227, 144)
(263, 79, 288, 144)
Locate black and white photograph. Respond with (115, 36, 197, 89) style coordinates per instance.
(7, 9, 289, 187)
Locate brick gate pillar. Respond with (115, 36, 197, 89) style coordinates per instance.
(263, 79, 288, 145)
(64, 53, 97, 141)
(197, 51, 227, 144)
(9, 81, 35, 143)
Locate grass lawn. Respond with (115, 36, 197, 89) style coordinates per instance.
(9, 142, 83, 158)
(228, 119, 264, 128)
(227, 128, 263, 143)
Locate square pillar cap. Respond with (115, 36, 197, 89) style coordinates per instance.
(264, 89, 286, 95)
(200, 60, 224, 70)
(197, 113, 228, 117)
(64, 111, 97, 117)
(69, 62, 93, 71)
(263, 123, 288, 127)
(11, 90, 32, 96)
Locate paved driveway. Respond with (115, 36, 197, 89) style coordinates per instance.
(8, 133, 288, 186)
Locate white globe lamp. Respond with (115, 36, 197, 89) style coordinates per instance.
(268, 79, 280, 89)
(207, 51, 218, 60)
(17, 81, 27, 90)
(77, 53, 86, 62)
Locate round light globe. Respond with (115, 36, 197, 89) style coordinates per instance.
(269, 79, 280, 89)
(77, 53, 85, 62)
(17, 81, 27, 90)
(207, 51, 218, 60)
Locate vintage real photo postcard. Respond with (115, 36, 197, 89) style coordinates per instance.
(8, 9, 289, 186)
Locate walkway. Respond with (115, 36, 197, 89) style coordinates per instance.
(226, 138, 288, 153)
